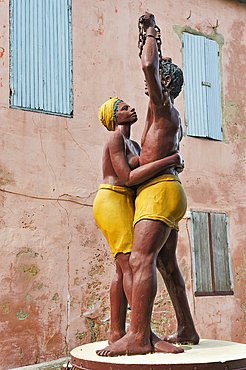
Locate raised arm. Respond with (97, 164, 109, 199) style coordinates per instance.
(141, 12, 163, 106)
(109, 132, 183, 187)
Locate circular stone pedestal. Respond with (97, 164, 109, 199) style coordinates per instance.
(70, 339, 246, 370)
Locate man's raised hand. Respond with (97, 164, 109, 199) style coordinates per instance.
(142, 11, 155, 30)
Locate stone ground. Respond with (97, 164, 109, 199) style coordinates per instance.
(9, 358, 70, 370)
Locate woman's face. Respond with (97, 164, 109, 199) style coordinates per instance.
(115, 101, 138, 125)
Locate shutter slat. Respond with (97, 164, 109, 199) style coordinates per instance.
(192, 211, 213, 292)
(38, 1, 43, 110)
(67, 0, 73, 115)
(49, 0, 55, 113)
(53, 0, 59, 113)
(21, 0, 26, 107)
(25, 0, 30, 108)
(42, 0, 47, 111)
(30, 0, 34, 108)
(17, 0, 22, 107)
(34, 1, 39, 109)
(205, 39, 223, 141)
(210, 213, 231, 291)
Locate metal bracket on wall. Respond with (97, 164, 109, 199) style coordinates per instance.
(202, 81, 211, 87)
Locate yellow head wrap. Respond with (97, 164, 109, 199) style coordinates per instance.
(98, 97, 119, 131)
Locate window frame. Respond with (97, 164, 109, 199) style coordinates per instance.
(190, 210, 233, 297)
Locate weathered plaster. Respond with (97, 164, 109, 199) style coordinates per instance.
(1, 0, 246, 368)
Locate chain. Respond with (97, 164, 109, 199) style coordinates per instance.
(138, 16, 162, 66)
(138, 15, 170, 105)
(138, 15, 145, 59)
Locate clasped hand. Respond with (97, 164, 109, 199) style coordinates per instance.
(142, 11, 156, 30)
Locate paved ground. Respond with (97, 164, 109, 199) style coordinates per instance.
(9, 358, 70, 370)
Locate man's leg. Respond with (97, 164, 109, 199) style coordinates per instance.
(97, 220, 183, 356)
(98, 251, 179, 355)
(117, 253, 133, 306)
(157, 229, 199, 344)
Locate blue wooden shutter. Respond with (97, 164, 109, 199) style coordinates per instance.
(182, 33, 208, 138)
(182, 33, 222, 140)
(9, 0, 73, 117)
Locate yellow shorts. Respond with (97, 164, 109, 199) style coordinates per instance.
(134, 174, 187, 231)
(93, 184, 135, 258)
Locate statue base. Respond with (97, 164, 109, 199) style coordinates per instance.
(70, 339, 246, 370)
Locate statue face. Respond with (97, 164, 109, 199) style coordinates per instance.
(115, 101, 138, 125)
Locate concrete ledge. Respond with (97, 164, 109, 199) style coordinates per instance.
(9, 358, 70, 370)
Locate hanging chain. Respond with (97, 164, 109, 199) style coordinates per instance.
(138, 16, 162, 67)
(138, 15, 145, 59)
(138, 15, 170, 105)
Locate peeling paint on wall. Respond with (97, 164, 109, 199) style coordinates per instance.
(75, 329, 87, 345)
(241, 303, 246, 322)
(15, 307, 29, 320)
(52, 293, 59, 301)
(173, 24, 224, 46)
(16, 249, 40, 260)
(25, 294, 33, 302)
(0, 47, 5, 58)
(0, 299, 10, 314)
(0, 165, 15, 185)
(235, 251, 246, 288)
(16, 264, 40, 280)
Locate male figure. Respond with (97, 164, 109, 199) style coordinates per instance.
(99, 12, 199, 356)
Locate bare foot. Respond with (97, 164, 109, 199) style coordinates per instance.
(150, 331, 184, 354)
(108, 330, 126, 345)
(96, 332, 151, 357)
(163, 327, 199, 345)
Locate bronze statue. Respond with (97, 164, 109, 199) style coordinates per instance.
(94, 12, 199, 357)
(93, 97, 184, 354)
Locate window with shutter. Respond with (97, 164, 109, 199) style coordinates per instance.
(191, 211, 233, 296)
(182, 32, 222, 141)
(9, 0, 73, 117)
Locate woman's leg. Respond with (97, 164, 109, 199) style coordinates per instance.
(108, 258, 128, 344)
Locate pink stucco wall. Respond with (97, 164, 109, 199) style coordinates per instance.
(0, 0, 246, 368)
